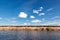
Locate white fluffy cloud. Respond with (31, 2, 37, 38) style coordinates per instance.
(39, 13, 45, 16)
(18, 12, 27, 18)
(33, 6, 43, 14)
(38, 6, 43, 11)
(30, 16, 35, 18)
(33, 10, 39, 14)
(31, 19, 42, 23)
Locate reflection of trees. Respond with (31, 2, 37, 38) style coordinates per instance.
(46, 28, 49, 31)
(46, 28, 51, 31)
(41, 28, 44, 31)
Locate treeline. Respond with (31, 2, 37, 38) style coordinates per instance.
(0, 26, 60, 27)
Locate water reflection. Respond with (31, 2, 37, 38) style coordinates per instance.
(0, 31, 60, 40)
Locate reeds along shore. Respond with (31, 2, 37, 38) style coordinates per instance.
(0, 26, 60, 31)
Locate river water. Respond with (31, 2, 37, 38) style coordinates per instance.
(0, 31, 60, 40)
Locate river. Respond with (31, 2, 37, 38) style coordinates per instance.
(0, 31, 60, 40)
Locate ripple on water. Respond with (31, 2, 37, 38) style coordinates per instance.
(0, 31, 60, 40)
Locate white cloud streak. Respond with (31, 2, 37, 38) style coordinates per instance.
(4, 17, 17, 23)
(51, 16, 60, 19)
(31, 19, 42, 23)
(11, 20, 17, 23)
(39, 13, 45, 16)
(43, 20, 60, 26)
(47, 8, 53, 11)
(23, 23, 30, 25)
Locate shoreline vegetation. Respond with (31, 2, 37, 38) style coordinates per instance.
(0, 26, 60, 31)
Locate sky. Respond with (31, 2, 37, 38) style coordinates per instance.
(0, 0, 60, 26)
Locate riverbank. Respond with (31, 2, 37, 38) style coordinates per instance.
(0, 26, 60, 31)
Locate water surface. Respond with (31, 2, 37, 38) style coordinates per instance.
(0, 31, 60, 40)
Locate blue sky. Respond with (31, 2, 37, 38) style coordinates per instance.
(0, 0, 60, 26)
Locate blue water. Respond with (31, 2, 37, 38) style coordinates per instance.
(0, 31, 60, 40)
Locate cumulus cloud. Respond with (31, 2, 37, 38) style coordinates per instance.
(18, 12, 27, 18)
(39, 13, 45, 16)
(31, 19, 42, 23)
(33, 10, 39, 14)
(38, 6, 43, 11)
(33, 6, 43, 14)
(30, 16, 35, 18)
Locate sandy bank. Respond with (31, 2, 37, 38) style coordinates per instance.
(0, 26, 60, 31)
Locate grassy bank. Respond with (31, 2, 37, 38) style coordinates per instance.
(0, 26, 60, 31)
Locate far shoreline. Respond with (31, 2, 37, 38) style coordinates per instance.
(0, 26, 60, 31)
